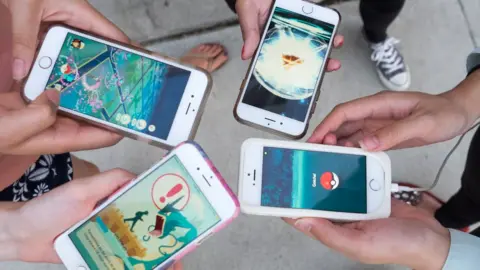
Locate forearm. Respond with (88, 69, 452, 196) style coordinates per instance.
(0, 208, 20, 261)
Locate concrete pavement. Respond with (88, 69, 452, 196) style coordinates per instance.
(2, 0, 478, 269)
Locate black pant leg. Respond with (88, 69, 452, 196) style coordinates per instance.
(359, 0, 406, 43)
(435, 127, 480, 229)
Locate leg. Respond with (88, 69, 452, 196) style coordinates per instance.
(435, 127, 480, 229)
(71, 155, 100, 179)
(360, 0, 406, 43)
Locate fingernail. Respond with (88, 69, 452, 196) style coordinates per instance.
(45, 90, 60, 106)
(12, 59, 26, 80)
(360, 136, 380, 150)
(294, 219, 312, 232)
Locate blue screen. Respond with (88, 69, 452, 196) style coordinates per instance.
(45, 33, 191, 140)
(261, 147, 367, 213)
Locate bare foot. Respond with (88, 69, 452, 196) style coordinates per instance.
(180, 43, 228, 73)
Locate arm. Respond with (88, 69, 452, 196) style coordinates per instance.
(442, 229, 480, 270)
(441, 49, 480, 126)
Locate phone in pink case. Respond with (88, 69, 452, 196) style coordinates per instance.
(54, 141, 239, 270)
(160, 141, 240, 269)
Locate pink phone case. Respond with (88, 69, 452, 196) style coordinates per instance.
(158, 141, 240, 270)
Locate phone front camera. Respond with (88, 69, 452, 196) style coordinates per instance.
(197, 167, 200, 171)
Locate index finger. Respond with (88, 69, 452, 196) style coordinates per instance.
(308, 91, 417, 143)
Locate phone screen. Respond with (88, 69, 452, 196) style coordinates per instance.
(45, 33, 192, 140)
(69, 155, 220, 270)
(260, 147, 367, 213)
(242, 7, 334, 122)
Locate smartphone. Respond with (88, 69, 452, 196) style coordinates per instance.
(54, 142, 239, 270)
(239, 139, 391, 221)
(234, 0, 340, 139)
(24, 26, 212, 149)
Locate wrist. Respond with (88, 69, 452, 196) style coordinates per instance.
(442, 69, 480, 125)
(408, 228, 450, 270)
(0, 207, 21, 261)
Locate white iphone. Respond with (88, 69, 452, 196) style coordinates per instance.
(239, 139, 391, 221)
(24, 26, 212, 149)
(54, 142, 239, 270)
(234, 0, 341, 139)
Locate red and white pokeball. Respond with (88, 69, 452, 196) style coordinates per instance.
(320, 172, 340, 190)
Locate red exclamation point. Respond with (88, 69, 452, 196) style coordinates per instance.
(160, 184, 183, 203)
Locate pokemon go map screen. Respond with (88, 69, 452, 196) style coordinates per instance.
(242, 7, 334, 122)
(260, 147, 367, 213)
(46, 33, 191, 140)
(69, 155, 220, 270)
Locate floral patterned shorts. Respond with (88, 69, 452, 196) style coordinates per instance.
(0, 153, 73, 202)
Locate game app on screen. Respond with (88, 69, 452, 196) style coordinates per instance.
(46, 34, 191, 140)
(242, 7, 334, 122)
(69, 155, 220, 270)
(260, 147, 367, 213)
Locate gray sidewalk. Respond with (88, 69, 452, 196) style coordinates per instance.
(2, 0, 479, 269)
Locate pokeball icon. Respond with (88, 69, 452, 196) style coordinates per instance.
(320, 172, 340, 190)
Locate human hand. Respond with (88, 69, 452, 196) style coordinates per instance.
(284, 200, 451, 270)
(235, 0, 343, 71)
(308, 91, 473, 151)
(0, 87, 121, 155)
(1, 0, 129, 81)
(4, 169, 134, 263)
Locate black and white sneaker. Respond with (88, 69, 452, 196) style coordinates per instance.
(370, 37, 411, 91)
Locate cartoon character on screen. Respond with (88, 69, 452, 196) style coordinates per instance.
(125, 174, 198, 270)
(149, 174, 197, 245)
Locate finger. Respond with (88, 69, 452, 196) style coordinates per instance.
(10, 0, 44, 80)
(236, 1, 261, 60)
(308, 92, 418, 144)
(0, 90, 59, 152)
(326, 59, 341, 72)
(323, 133, 337, 145)
(292, 218, 364, 255)
(333, 35, 344, 48)
(0, 4, 13, 92)
(80, 169, 135, 203)
(8, 119, 122, 155)
(51, 0, 130, 43)
(359, 117, 424, 151)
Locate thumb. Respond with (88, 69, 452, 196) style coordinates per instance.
(82, 169, 136, 203)
(0, 90, 59, 151)
(359, 117, 424, 151)
(236, 2, 261, 60)
(10, 0, 43, 80)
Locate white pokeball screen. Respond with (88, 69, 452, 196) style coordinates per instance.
(261, 147, 367, 213)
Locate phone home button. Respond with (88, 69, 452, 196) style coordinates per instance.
(39, 56, 52, 69)
(302, 6, 313, 14)
(369, 179, 381, 191)
(77, 266, 87, 270)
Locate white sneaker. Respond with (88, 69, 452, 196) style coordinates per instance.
(370, 37, 411, 91)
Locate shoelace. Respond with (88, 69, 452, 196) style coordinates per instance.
(371, 37, 405, 75)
